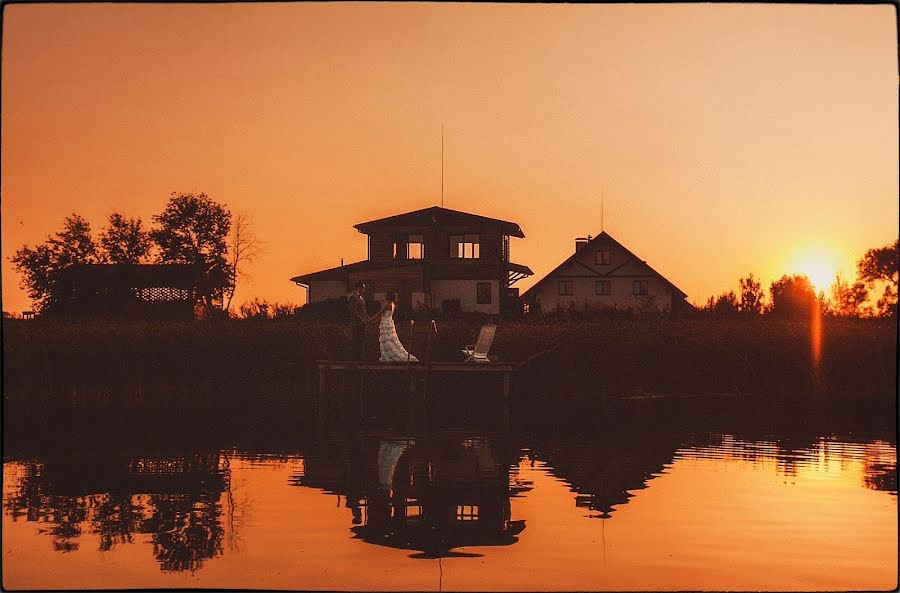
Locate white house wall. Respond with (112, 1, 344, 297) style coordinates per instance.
(532, 276, 672, 311)
(431, 279, 500, 314)
(306, 280, 348, 304)
(530, 239, 677, 311)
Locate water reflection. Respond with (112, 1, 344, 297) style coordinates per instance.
(677, 434, 898, 494)
(293, 432, 531, 557)
(4, 452, 229, 572)
(527, 429, 683, 519)
(2, 424, 896, 587)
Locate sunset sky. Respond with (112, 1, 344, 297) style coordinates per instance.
(2, 2, 897, 313)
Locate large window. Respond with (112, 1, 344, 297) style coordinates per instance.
(558, 280, 574, 296)
(632, 280, 649, 295)
(596, 279, 611, 295)
(393, 234, 425, 259)
(450, 234, 480, 259)
(476, 282, 492, 305)
(596, 249, 611, 265)
(408, 234, 424, 259)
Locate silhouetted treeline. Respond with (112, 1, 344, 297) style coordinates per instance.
(10, 192, 261, 317)
(702, 240, 898, 319)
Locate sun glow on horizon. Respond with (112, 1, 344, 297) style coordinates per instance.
(785, 248, 847, 292)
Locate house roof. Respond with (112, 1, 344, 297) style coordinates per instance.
(291, 259, 533, 286)
(507, 262, 534, 276)
(58, 263, 200, 288)
(289, 259, 425, 285)
(522, 231, 688, 299)
(353, 206, 525, 238)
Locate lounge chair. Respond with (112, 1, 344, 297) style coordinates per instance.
(462, 324, 497, 363)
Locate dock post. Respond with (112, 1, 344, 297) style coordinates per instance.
(317, 365, 327, 439)
(503, 370, 511, 435)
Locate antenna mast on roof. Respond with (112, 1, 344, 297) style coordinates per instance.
(601, 181, 605, 232)
(441, 124, 445, 208)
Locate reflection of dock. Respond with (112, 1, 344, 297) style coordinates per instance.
(316, 361, 516, 435)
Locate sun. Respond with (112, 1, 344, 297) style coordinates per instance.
(788, 248, 844, 292)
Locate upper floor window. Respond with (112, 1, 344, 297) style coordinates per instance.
(596, 279, 611, 295)
(393, 234, 425, 260)
(596, 249, 611, 265)
(558, 280, 574, 296)
(450, 234, 480, 259)
(633, 280, 649, 295)
(408, 235, 424, 259)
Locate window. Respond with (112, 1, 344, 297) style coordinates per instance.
(633, 280, 648, 295)
(393, 234, 424, 260)
(456, 505, 479, 522)
(596, 249, 611, 265)
(450, 233, 480, 259)
(558, 280, 574, 296)
(476, 282, 492, 305)
(407, 234, 424, 259)
(596, 279, 611, 295)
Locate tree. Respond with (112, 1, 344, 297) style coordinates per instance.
(10, 214, 100, 312)
(224, 212, 264, 312)
(768, 274, 818, 318)
(829, 272, 869, 317)
(99, 212, 152, 264)
(738, 273, 764, 314)
(150, 192, 232, 315)
(857, 239, 898, 317)
(703, 291, 739, 316)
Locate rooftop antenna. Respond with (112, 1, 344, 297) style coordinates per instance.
(601, 181, 605, 232)
(441, 124, 444, 208)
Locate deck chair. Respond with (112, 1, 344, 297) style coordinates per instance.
(462, 324, 497, 363)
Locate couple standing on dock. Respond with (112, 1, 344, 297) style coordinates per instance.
(349, 282, 419, 363)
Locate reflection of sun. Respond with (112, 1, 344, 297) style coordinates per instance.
(789, 249, 844, 292)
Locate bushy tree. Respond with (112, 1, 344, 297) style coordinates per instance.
(99, 212, 151, 264)
(738, 273, 764, 314)
(150, 192, 232, 315)
(768, 274, 818, 318)
(829, 273, 870, 317)
(10, 214, 100, 312)
(703, 290, 739, 316)
(857, 239, 898, 317)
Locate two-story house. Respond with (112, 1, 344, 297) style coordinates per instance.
(522, 231, 690, 313)
(290, 206, 533, 316)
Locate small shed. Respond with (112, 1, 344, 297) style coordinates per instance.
(54, 264, 200, 319)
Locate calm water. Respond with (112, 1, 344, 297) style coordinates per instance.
(3, 427, 896, 591)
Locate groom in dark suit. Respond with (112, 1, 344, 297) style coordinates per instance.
(348, 281, 370, 361)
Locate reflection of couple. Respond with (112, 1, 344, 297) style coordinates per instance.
(349, 282, 418, 363)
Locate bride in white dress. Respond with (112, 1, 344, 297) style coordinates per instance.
(374, 292, 419, 362)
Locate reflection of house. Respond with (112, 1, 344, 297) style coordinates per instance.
(522, 231, 689, 313)
(53, 264, 203, 319)
(531, 432, 680, 519)
(290, 207, 533, 316)
(295, 432, 528, 557)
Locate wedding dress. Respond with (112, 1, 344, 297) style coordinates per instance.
(379, 304, 418, 362)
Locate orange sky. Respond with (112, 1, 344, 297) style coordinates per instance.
(2, 2, 897, 313)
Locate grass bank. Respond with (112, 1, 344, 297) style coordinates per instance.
(2, 317, 895, 413)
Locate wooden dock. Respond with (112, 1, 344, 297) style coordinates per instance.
(315, 360, 517, 436)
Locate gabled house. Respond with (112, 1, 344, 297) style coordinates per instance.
(522, 231, 690, 313)
(290, 206, 533, 316)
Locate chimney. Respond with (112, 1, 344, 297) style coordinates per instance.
(340, 258, 344, 267)
(575, 236, 589, 252)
